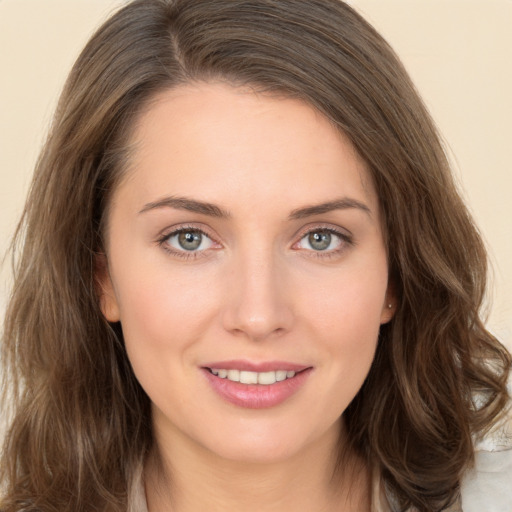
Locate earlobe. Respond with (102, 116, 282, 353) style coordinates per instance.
(380, 284, 397, 325)
(380, 300, 395, 324)
(95, 253, 121, 323)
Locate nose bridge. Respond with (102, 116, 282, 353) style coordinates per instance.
(222, 241, 293, 341)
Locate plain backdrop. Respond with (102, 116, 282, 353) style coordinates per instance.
(0, 0, 511, 349)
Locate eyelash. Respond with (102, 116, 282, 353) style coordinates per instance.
(156, 224, 354, 261)
(156, 225, 216, 261)
(294, 225, 354, 260)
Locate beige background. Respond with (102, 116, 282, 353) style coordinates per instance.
(1, 0, 511, 349)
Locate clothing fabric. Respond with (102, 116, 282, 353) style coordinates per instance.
(460, 408, 512, 512)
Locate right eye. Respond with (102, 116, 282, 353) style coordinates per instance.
(163, 228, 214, 253)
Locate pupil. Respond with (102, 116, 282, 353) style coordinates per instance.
(309, 231, 331, 251)
(178, 231, 202, 250)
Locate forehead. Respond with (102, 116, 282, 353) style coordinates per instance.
(116, 81, 379, 217)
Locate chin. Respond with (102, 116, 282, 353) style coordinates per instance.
(196, 417, 339, 466)
(209, 437, 308, 465)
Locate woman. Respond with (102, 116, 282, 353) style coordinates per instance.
(1, 0, 510, 511)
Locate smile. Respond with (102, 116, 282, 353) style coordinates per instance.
(209, 368, 297, 385)
(202, 363, 312, 409)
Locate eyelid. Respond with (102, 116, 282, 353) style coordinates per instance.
(156, 223, 222, 259)
(157, 221, 219, 239)
(292, 223, 353, 243)
(291, 223, 354, 254)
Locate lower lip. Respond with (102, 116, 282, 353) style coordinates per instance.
(202, 368, 312, 409)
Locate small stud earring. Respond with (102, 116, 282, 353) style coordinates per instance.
(388, 303, 393, 309)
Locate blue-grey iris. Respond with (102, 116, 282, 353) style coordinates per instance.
(178, 231, 202, 251)
(309, 231, 331, 251)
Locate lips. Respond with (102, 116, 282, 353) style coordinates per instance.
(202, 360, 312, 409)
(202, 359, 309, 373)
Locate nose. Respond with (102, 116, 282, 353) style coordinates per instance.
(221, 250, 295, 342)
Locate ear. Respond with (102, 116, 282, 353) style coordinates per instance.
(380, 282, 397, 325)
(95, 253, 121, 323)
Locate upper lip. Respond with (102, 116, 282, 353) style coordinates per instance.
(202, 360, 311, 372)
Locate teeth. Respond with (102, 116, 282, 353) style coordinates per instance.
(227, 369, 239, 381)
(240, 371, 258, 384)
(276, 370, 287, 382)
(210, 368, 297, 385)
(258, 371, 276, 385)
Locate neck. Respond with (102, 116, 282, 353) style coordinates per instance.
(144, 420, 371, 512)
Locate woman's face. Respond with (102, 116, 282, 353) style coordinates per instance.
(99, 82, 394, 464)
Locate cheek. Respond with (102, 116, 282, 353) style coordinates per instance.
(110, 256, 221, 369)
(300, 258, 387, 392)
(111, 262, 226, 423)
(303, 258, 388, 338)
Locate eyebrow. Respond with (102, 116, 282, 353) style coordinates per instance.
(139, 196, 231, 217)
(139, 195, 371, 219)
(288, 197, 372, 220)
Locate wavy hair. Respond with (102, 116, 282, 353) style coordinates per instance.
(1, 1, 510, 511)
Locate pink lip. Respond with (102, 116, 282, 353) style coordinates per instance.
(201, 361, 313, 409)
(202, 360, 309, 372)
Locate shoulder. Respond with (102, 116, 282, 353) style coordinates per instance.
(461, 394, 512, 512)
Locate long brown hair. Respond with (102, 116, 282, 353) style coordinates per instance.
(1, 1, 510, 511)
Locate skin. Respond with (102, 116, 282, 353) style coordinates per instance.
(99, 82, 395, 511)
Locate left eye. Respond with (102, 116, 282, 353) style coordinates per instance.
(297, 230, 344, 252)
(165, 229, 214, 252)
